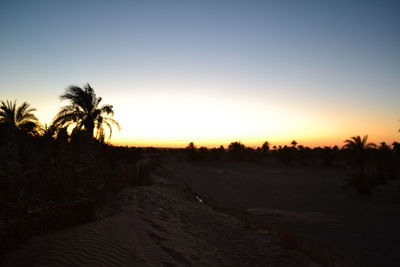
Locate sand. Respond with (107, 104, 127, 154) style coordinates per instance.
(1, 166, 313, 266)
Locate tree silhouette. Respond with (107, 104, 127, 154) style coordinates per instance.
(0, 100, 41, 135)
(392, 142, 400, 159)
(343, 135, 376, 194)
(53, 84, 120, 142)
(379, 142, 389, 151)
(228, 141, 246, 160)
(261, 141, 270, 154)
(343, 135, 376, 153)
(291, 140, 298, 148)
(185, 142, 198, 161)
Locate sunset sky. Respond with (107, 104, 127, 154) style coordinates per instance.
(1, 0, 399, 148)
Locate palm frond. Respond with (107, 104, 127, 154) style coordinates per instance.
(103, 117, 120, 130)
(103, 120, 112, 138)
(0, 100, 16, 123)
(343, 135, 376, 150)
(0, 100, 40, 133)
(55, 84, 120, 141)
(100, 104, 114, 116)
(54, 107, 84, 125)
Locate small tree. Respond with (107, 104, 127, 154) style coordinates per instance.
(291, 140, 298, 149)
(261, 141, 270, 154)
(185, 142, 198, 161)
(228, 141, 246, 160)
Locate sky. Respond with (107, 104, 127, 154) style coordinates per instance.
(1, 0, 399, 148)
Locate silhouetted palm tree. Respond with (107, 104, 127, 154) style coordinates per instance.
(53, 84, 120, 142)
(392, 142, 400, 158)
(343, 135, 376, 193)
(343, 135, 376, 153)
(0, 100, 41, 135)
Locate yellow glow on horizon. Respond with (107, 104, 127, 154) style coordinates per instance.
(108, 91, 376, 148)
(12, 86, 398, 149)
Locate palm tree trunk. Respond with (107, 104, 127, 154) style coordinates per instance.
(359, 157, 364, 177)
(358, 154, 371, 194)
(84, 119, 95, 139)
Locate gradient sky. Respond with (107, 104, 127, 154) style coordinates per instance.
(1, 0, 399, 147)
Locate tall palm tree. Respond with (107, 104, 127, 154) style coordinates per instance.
(343, 135, 376, 192)
(0, 100, 41, 135)
(53, 84, 120, 142)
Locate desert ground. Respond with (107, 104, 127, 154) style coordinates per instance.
(2, 153, 399, 267)
(163, 155, 400, 267)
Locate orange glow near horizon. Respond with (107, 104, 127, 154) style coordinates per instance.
(15, 86, 400, 149)
(99, 91, 399, 148)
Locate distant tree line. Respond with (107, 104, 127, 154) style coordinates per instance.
(185, 136, 400, 195)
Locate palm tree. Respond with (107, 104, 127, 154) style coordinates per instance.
(343, 135, 376, 152)
(0, 100, 41, 135)
(53, 84, 120, 142)
(343, 135, 376, 193)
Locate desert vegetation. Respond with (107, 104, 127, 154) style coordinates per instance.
(0, 84, 150, 249)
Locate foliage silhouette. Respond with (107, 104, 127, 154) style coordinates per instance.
(185, 142, 198, 161)
(392, 142, 400, 160)
(372, 142, 396, 184)
(0, 100, 41, 136)
(343, 135, 376, 152)
(261, 141, 270, 154)
(53, 84, 120, 142)
(343, 135, 377, 194)
(228, 141, 246, 160)
(290, 140, 298, 148)
(210, 145, 225, 160)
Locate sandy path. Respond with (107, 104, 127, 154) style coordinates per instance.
(1, 172, 312, 266)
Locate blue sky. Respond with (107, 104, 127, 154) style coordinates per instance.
(1, 0, 399, 147)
